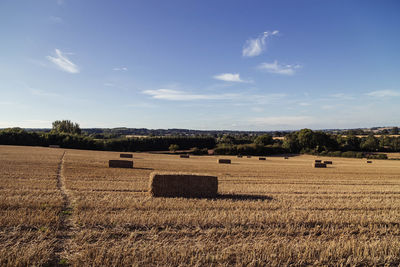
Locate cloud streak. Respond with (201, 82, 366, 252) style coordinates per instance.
(258, 60, 301, 75)
(366, 90, 400, 97)
(251, 116, 316, 127)
(142, 89, 239, 101)
(46, 49, 79, 73)
(242, 31, 278, 57)
(213, 73, 245, 82)
(113, 67, 128, 71)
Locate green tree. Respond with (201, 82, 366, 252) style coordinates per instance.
(360, 135, 379, 151)
(254, 134, 273, 146)
(169, 144, 179, 152)
(52, 120, 81, 135)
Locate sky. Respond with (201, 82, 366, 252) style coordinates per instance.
(0, 0, 399, 130)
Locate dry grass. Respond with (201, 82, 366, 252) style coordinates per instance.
(1, 145, 400, 266)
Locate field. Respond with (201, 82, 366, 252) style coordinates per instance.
(1, 145, 400, 266)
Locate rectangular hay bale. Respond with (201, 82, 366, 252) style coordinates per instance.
(284, 156, 289, 159)
(315, 160, 322, 163)
(109, 160, 133, 168)
(247, 156, 252, 158)
(180, 154, 190, 158)
(218, 159, 231, 164)
(313, 162, 327, 168)
(259, 157, 266, 160)
(149, 172, 218, 198)
(324, 160, 332, 164)
(120, 153, 133, 158)
(367, 160, 373, 163)
(237, 155, 243, 158)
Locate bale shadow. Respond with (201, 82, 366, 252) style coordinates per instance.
(134, 167, 154, 170)
(215, 193, 273, 201)
(157, 194, 273, 201)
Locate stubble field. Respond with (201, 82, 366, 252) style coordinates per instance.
(1, 145, 400, 266)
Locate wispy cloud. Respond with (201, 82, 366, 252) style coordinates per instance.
(49, 16, 63, 24)
(299, 102, 311, 106)
(29, 88, 60, 97)
(366, 90, 400, 97)
(143, 89, 238, 101)
(258, 60, 301, 75)
(46, 49, 79, 73)
(242, 31, 279, 57)
(213, 73, 245, 83)
(251, 116, 316, 127)
(113, 67, 128, 71)
(329, 93, 354, 100)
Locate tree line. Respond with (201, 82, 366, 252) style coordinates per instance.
(0, 120, 399, 158)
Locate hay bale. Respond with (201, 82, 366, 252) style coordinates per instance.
(237, 155, 243, 158)
(259, 157, 266, 160)
(284, 156, 289, 159)
(247, 156, 252, 158)
(149, 172, 218, 198)
(49, 145, 60, 148)
(366, 160, 373, 163)
(109, 160, 133, 168)
(180, 154, 190, 158)
(120, 153, 133, 158)
(218, 159, 231, 164)
(313, 162, 327, 168)
(315, 160, 322, 163)
(324, 160, 332, 164)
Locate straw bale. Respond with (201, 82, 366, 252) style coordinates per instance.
(315, 160, 322, 163)
(180, 154, 190, 158)
(218, 159, 231, 164)
(149, 172, 218, 197)
(49, 145, 60, 148)
(120, 153, 133, 158)
(324, 160, 332, 164)
(109, 160, 133, 168)
(259, 157, 266, 160)
(313, 162, 327, 168)
(366, 160, 373, 163)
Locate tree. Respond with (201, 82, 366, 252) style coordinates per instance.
(52, 120, 81, 135)
(360, 135, 379, 151)
(254, 134, 273, 146)
(169, 144, 179, 152)
(392, 127, 399, 135)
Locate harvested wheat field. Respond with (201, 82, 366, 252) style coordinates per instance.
(1, 145, 400, 266)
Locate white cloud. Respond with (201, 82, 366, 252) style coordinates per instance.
(299, 102, 311, 106)
(113, 67, 128, 71)
(242, 30, 279, 57)
(329, 93, 355, 100)
(213, 73, 245, 82)
(143, 89, 238, 101)
(49, 16, 63, 23)
(29, 88, 60, 97)
(46, 49, 79, 73)
(258, 60, 301, 75)
(366, 90, 400, 97)
(251, 116, 316, 127)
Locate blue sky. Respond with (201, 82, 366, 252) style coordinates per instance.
(1, 0, 399, 130)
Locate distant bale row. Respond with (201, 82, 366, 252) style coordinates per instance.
(218, 159, 231, 164)
(180, 154, 190, 158)
(109, 160, 133, 168)
(120, 153, 133, 158)
(149, 172, 218, 198)
(49, 145, 60, 148)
